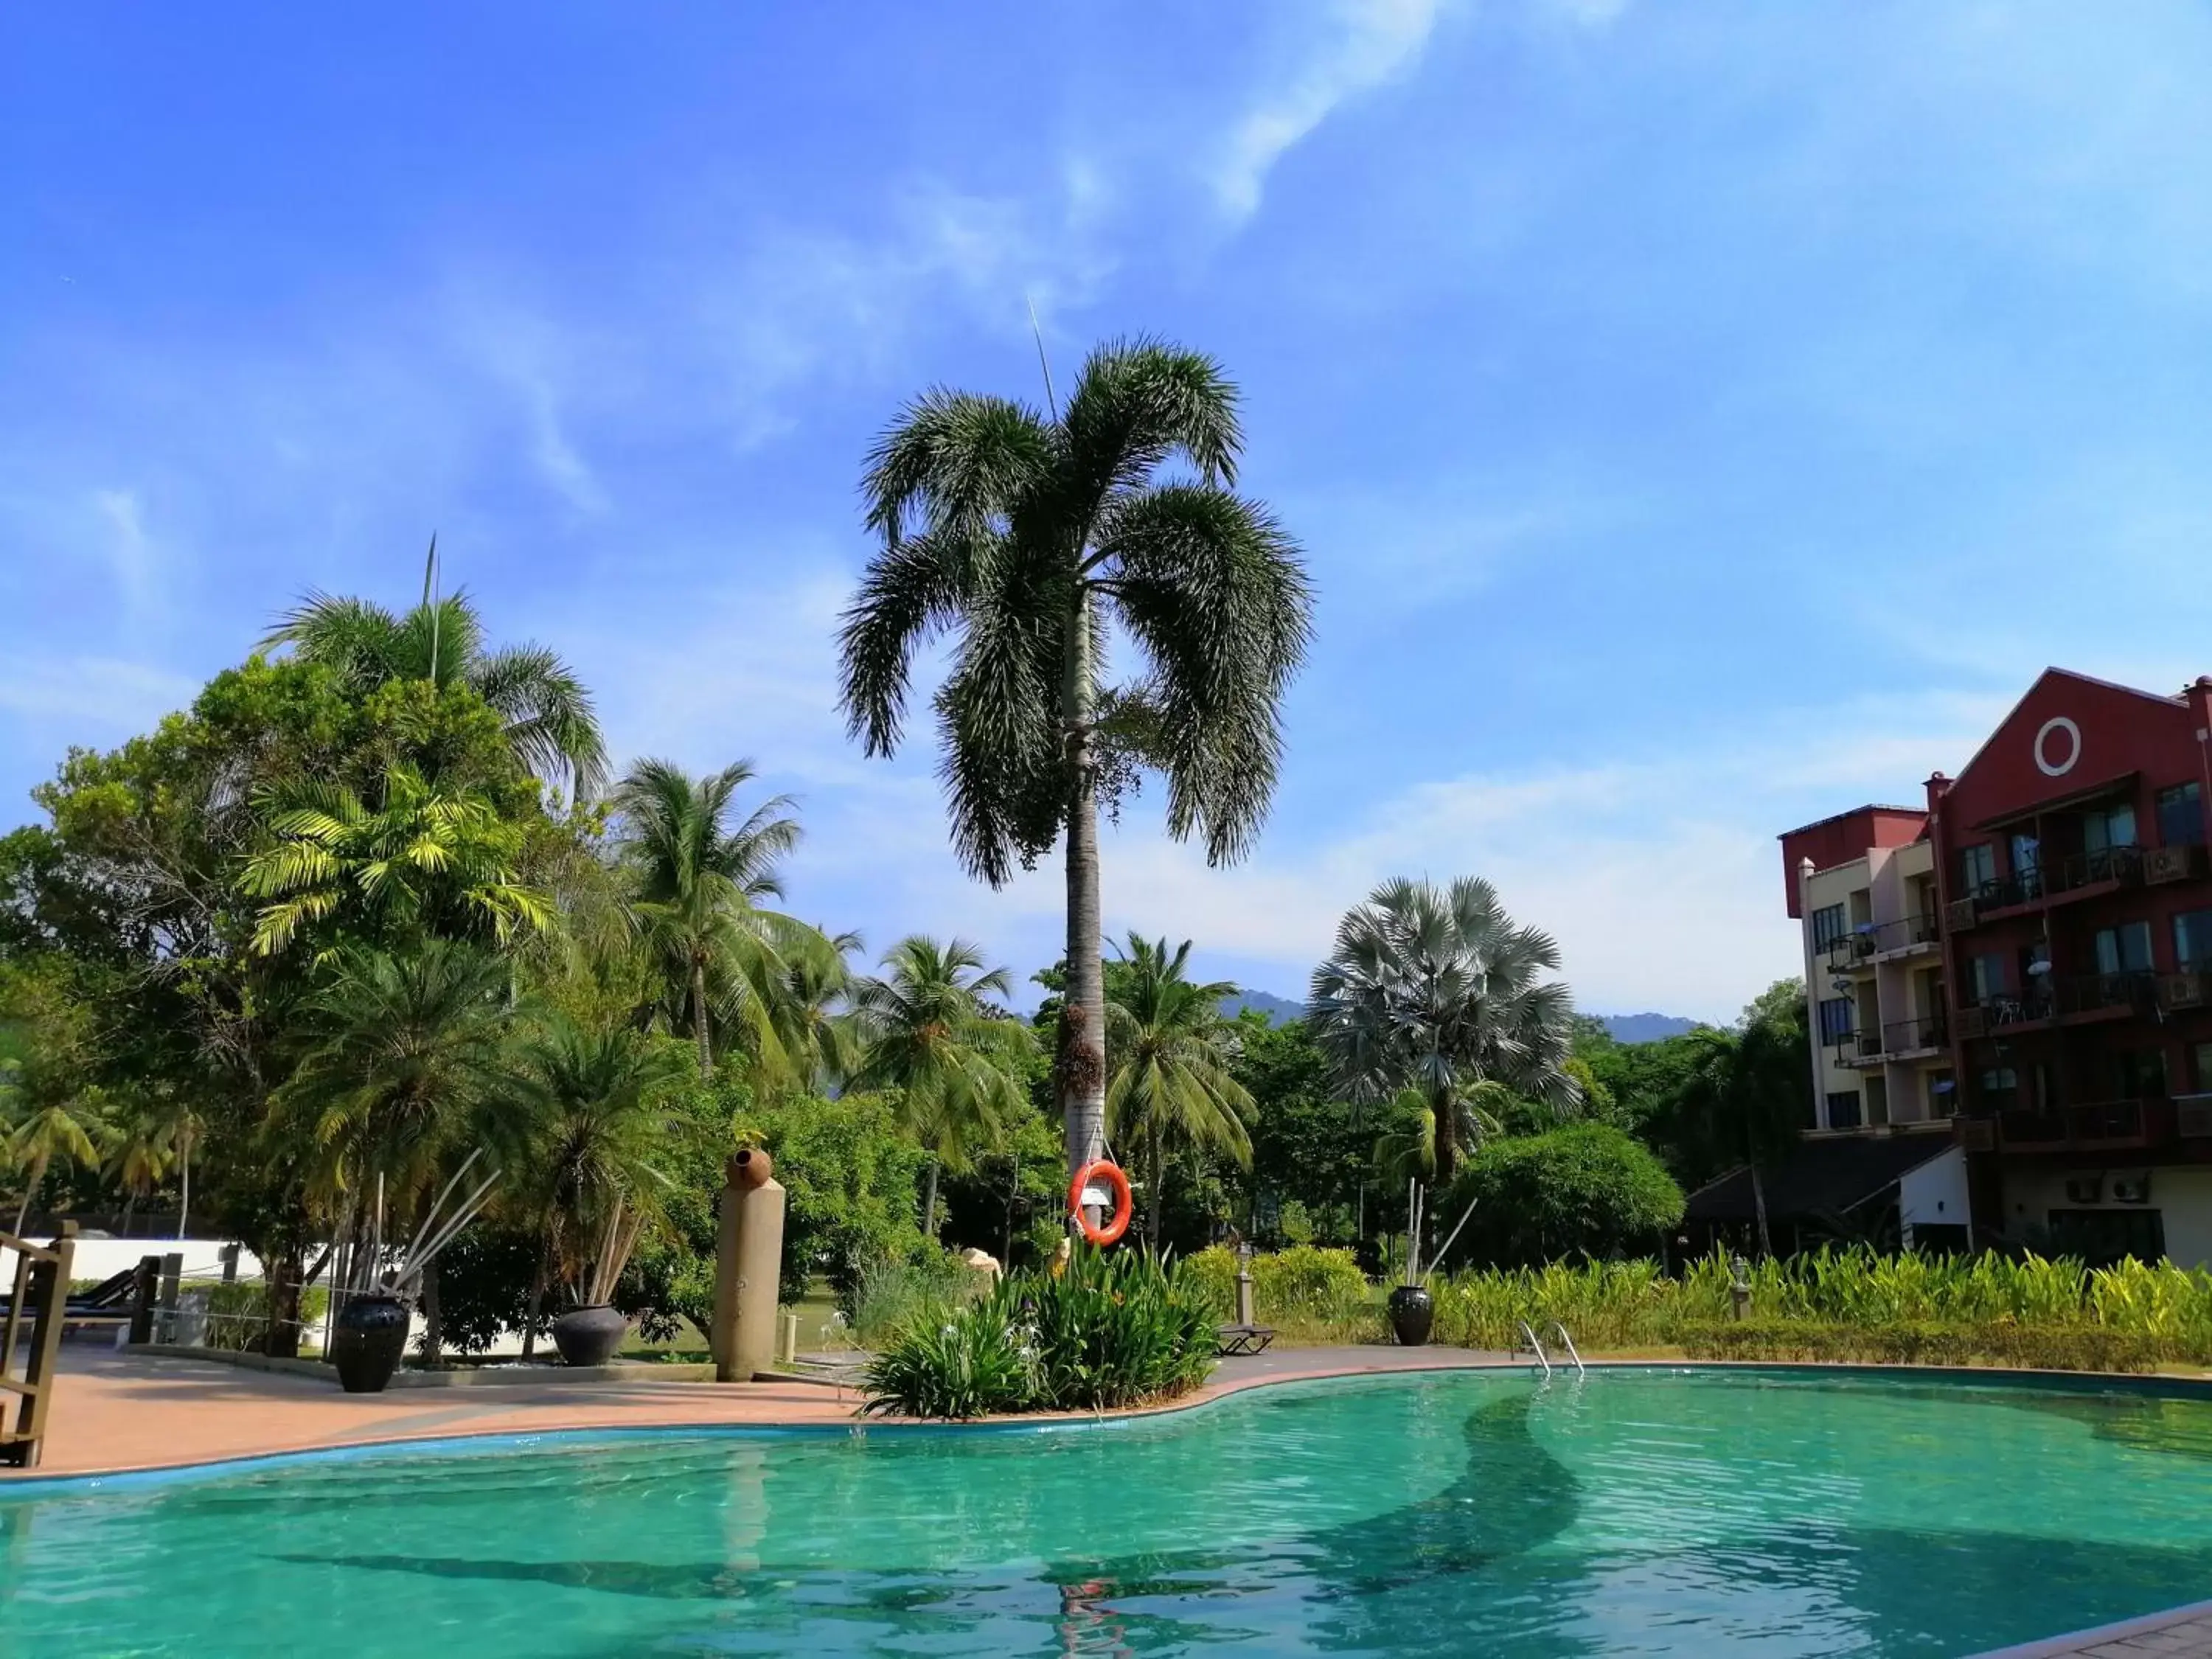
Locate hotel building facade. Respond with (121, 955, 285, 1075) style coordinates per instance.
(1776, 668, 2212, 1265)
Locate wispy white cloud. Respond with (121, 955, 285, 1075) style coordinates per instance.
(1212, 0, 1446, 221)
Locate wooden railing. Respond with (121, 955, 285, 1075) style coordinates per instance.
(1, 1221, 77, 1469)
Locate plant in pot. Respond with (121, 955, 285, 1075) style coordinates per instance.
(552, 1199, 650, 1367)
(1386, 1178, 1481, 1347)
(331, 1152, 502, 1393)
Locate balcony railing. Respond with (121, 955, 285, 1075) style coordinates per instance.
(1960, 991, 2055, 1034)
(2051, 845, 2143, 897)
(2178, 1093, 2212, 1139)
(1829, 1029, 1885, 1068)
(1882, 1013, 1949, 1054)
(1999, 1098, 2171, 1150)
(2056, 971, 2157, 1018)
(1822, 914, 1942, 965)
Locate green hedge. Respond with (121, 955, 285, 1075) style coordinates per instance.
(1177, 1245, 1377, 1340)
(1674, 1319, 2168, 1374)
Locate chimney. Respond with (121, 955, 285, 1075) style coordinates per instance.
(2190, 680, 2212, 846)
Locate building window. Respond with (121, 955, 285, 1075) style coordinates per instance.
(1966, 953, 2005, 1004)
(1818, 997, 1854, 1043)
(2157, 782, 2205, 848)
(1958, 843, 1995, 897)
(2194, 1041, 2212, 1091)
(2010, 832, 2042, 896)
(2115, 1049, 2169, 1100)
(1979, 1067, 2020, 1113)
(2094, 921, 2154, 977)
(2175, 909, 2212, 973)
(1825, 1091, 1863, 1130)
(2083, 801, 2138, 854)
(1809, 902, 1848, 951)
(2047, 1208, 2165, 1269)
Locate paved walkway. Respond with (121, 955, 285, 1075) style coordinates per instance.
(1972, 1601, 2212, 1658)
(4, 1342, 1517, 1481)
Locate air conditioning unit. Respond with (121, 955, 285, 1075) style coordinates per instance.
(1954, 1118, 1997, 1152)
(2109, 1172, 2152, 1206)
(2063, 1173, 2104, 1205)
(2144, 845, 2204, 886)
(2158, 973, 2210, 1012)
(1945, 897, 1979, 931)
(2180, 1099, 2212, 1139)
(1955, 1006, 1989, 1040)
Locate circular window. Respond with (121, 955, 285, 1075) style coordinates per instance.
(2034, 716, 2081, 777)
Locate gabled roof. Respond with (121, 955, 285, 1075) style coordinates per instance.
(1949, 667, 2184, 791)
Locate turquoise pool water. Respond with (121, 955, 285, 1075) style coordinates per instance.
(5, 1368, 2212, 1657)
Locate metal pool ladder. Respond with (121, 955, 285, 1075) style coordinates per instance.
(1550, 1321, 1587, 1377)
(1517, 1319, 1551, 1377)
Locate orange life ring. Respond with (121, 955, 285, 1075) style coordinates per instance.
(1067, 1159, 1133, 1246)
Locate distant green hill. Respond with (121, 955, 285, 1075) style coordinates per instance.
(1220, 992, 1695, 1046)
(1219, 990, 1306, 1026)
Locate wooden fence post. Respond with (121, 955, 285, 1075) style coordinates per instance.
(1, 1222, 77, 1470)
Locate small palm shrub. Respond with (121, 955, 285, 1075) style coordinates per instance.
(863, 1247, 1217, 1419)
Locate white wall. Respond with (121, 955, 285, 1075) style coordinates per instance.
(1898, 1147, 1972, 1241)
(2000, 1165, 2212, 1268)
(13, 1237, 271, 1286)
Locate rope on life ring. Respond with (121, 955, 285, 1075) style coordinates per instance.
(1067, 1159, 1133, 1246)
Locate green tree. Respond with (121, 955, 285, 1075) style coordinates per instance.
(1310, 876, 1579, 1184)
(1371, 1081, 1514, 1187)
(848, 936, 1034, 1237)
(613, 758, 817, 1082)
(265, 571, 607, 801)
(1104, 934, 1253, 1247)
(102, 1093, 179, 1234)
(1667, 980, 1812, 1256)
(507, 1015, 692, 1353)
(1445, 1122, 1686, 1269)
(838, 338, 1312, 1182)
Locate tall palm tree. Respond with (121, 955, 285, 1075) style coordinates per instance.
(773, 928, 863, 1090)
(613, 759, 822, 1082)
(1104, 934, 1254, 1248)
(507, 1016, 692, 1357)
(6, 1079, 111, 1235)
(1671, 989, 1811, 1257)
(838, 338, 1312, 1183)
(1310, 876, 1578, 1186)
(102, 1097, 178, 1234)
(264, 559, 608, 801)
(848, 936, 1035, 1237)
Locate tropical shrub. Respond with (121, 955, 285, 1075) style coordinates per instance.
(1675, 1319, 2167, 1374)
(1444, 1124, 1685, 1269)
(863, 1247, 1217, 1418)
(849, 1247, 990, 1348)
(1178, 1244, 1374, 1340)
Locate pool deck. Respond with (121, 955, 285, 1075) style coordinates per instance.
(1971, 1600, 2212, 1658)
(2, 1341, 1519, 1483)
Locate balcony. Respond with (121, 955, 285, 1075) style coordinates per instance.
(1882, 1013, 1949, 1056)
(1820, 928, 1879, 972)
(1999, 1097, 2173, 1152)
(2145, 844, 2209, 886)
(2156, 971, 2212, 1013)
(1945, 874, 2042, 932)
(1829, 1029, 1886, 1069)
(2048, 845, 2143, 903)
(1956, 992, 2055, 1040)
(2056, 971, 2157, 1021)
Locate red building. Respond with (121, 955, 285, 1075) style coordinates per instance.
(1930, 669, 2212, 1262)
(1729, 669, 2212, 1267)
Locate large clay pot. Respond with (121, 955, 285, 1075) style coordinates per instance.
(551, 1304, 629, 1368)
(332, 1295, 411, 1393)
(1386, 1283, 1434, 1348)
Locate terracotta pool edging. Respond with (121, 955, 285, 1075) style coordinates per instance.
(1964, 1596, 2212, 1658)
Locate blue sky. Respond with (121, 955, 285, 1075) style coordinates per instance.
(6, 1, 2211, 1020)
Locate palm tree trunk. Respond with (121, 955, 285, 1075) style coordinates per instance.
(121, 1188, 139, 1235)
(1750, 1158, 1773, 1259)
(521, 1228, 554, 1362)
(177, 1135, 193, 1239)
(921, 1160, 940, 1238)
(692, 959, 714, 1079)
(1146, 1129, 1164, 1251)
(1058, 592, 1107, 1190)
(13, 1151, 50, 1235)
(1430, 1086, 1459, 1186)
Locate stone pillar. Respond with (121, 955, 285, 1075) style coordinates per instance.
(712, 1149, 786, 1383)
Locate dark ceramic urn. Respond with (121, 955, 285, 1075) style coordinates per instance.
(1386, 1284, 1435, 1348)
(551, 1303, 629, 1368)
(331, 1295, 411, 1393)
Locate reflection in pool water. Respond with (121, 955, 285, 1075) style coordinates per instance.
(4, 1368, 2211, 1656)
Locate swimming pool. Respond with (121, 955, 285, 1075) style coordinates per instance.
(4, 1367, 2210, 1656)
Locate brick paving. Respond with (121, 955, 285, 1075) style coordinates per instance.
(1970, 1603, 2212, 1658)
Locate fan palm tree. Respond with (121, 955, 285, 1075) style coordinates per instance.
(1103, 935, 1254, 1248)
(613, 758, 827, 1082)
(848, 936, 1035, 1237)
(264, 555, 608, 801)
(507, 1016, 692, 1357)
(1310, 877, 1578, 1186)
(838, 338, 1312, 1182)
(240, 762, 552, 959)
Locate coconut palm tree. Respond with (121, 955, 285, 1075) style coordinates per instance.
(1369, 1080, 1517, 1186)
(264, 560, 608, 801)
(1670, 987, 1811, 1257)
(1103, 935, 1254, 1248)
(613, 758, 826, 1083)
(6, 1079, 111, 1235)
(847, 936, 1035, 1237)
(102, 1097, 178, 1234)
(1310, 877, 1578, 1186)
(772, 929, 863, 1091)
(838, 338, 1312, 1182)
(507, 1015, 692, 1357)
